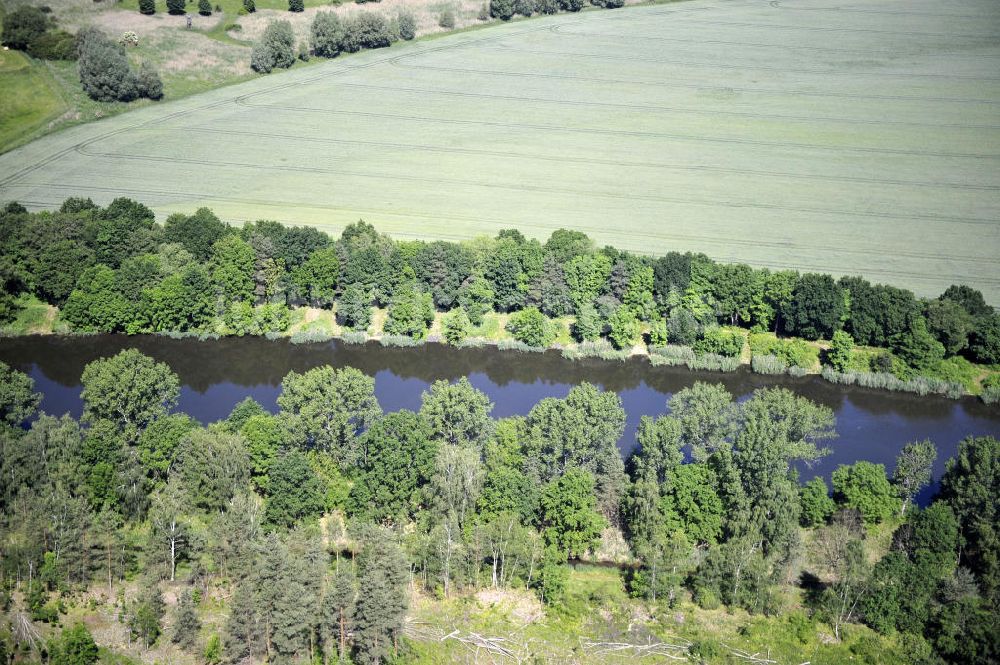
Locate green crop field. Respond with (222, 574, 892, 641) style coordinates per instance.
(1, 0, 998, 301)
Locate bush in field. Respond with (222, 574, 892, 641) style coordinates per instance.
(26, 30, 78, 60)
(199, 0, 212, 15)
(490, 0, 516, 20)
(133, 62, 163, 100)
(251, 20, 295, 73)
(1, 6, 49, 50)
(340, 12, 392, 52)
(139, 0, 156, 15)
(559, 0, 584, 10)
(288, 0, 304, 12)
(78, 29, 161, 102)
(536, 0, 559, 13)
(981, 375, 1000, 405)
(311, 11, 344, 57)
(514, 0, 533, 16)
(396, 11, 416, 40)
(478, 3, 490, 19)
(438, 9, 455, 28)
(166, 0, 186, 14)
(243, 0, 256, 12)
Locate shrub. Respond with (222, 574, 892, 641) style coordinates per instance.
(694, 326, 744, 358)
(562, 340, 628, 362)
(831, 462, 900, 524)
(647, 318, 668, 346)
(827, 330, 854, 371)
(251, 20, 295, 73)
(478, 3, 490, 20)
(311, 11, 344, 58)
(607, 307, 640, 350)
(297, 41, 310, 60)
(288, 0, 304, 11)
(396, 10, 416, 40)
(438, 9, 455, 28)
(1, 6, 49, 50)
(799, 477, 835, 527)
(340, 11, 392, 52)
(506, 307, 555, 348)
(666, 308, 700, 345)
(490, 0, 516, 20)
(981, 377, 1000, 405)
(199, 0, 212, 15)
(166, 0, 186, 14)
(26, 30, 78, 60)
(139, 0, 156, 15)
(78, 29, 139, 101)
(559, 0, 584, 10)
(243, 0, 256, 12)
(442, 308, 472, 345)
(572, 304, 601, 342)
(132, 62, 163, 100)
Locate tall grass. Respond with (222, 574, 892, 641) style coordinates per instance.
(821, 368, 964, 399)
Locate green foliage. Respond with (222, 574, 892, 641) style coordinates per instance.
(167, 0, 186, 13)
(81, 349, 179, 444)
(1, 6, 49, 50)
(353, 529, 408, 665)
(939, 436, 1000, 604)
(199, 0, 213, 15)
(506, 307, 555, 347)
(397, 11, 416, 40)
(288, 0, 304, 11)
(340, 11, 392, 52)
(607, 306, 641, 350)
(49, 623, 99, 665)
(890, 318, 946, 372)
(278, 365, 381, 463)
(77, 29, 162, 102)
(138, 0, 156, 13)
(164, 209, 228, 262)
(661, 463, 724, 545)
(490, 0, 516, 20)
(539, 469, 607, 559)
(251, 21, 295, 73)
(384, 285, 435, 338)
(349, 411, 436, 524)
(442, 307, 472, 345)
(572, 303, 602, 342)
(128, 584, 165, 648)
(828, 330, 855, 371)
(265, 450, 327, 527)
(312, 11, 345, 58)
(893, 439, 936, 514)
(694, 326, 744, 358)
(785, 273, 845, 340)
(458, 278, 494, 326)
(419, 377, 494, 447)
(337, 284, 372, 330)
(799, 477, 835, 527)
(171, 590, 202, 651)
(0, 361, 41, 426)
(832, 462, 900, 524)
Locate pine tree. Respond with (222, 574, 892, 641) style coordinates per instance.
(353, 530, 408, 665)
(172, 590, 201, 652)
(138, 0, 155, 15)
(323, 565, 356, 662)
(223, 581, 261, 663)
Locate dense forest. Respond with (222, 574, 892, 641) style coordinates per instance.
(1, 198, 998, 402)
(0, 347, 998, 664)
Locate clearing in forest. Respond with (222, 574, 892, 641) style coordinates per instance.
(1, 0, 998, 301)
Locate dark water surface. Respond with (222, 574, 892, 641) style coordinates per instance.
(2, 335, 999, 505)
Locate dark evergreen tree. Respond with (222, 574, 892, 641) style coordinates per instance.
(172, 590, 202, 652)
(353, 530, 408, 665)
